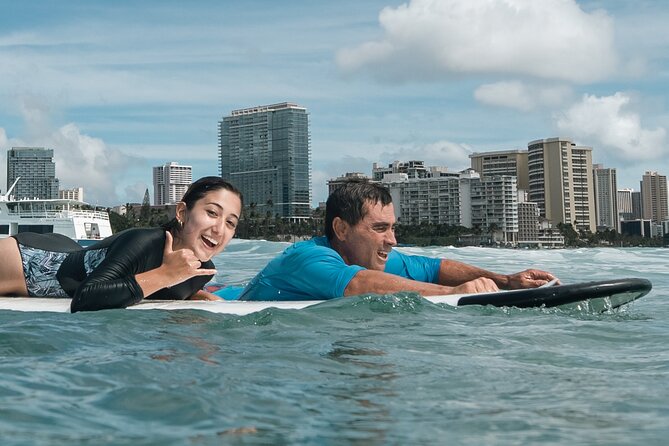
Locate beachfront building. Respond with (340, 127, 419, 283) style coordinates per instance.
(6, 147, 60, 199)
(632, 191, 643, 220)
(593, 164, 619, 231)
(378, 168, 519, 243)
(518, 197, 540, 244)
(327, 172, 372, 195)
(469, 149, 529, 191)
(152, 162, 192, 205)
(470, 175, 519, 244)
(219, 102, 311, 219)
(620, 219, 654, 238)
(372, 160, 432, 181)
(640, 171, 668, 224)
(381, 171, 463, 226)
(617, 188, 633, 221)
(527, 137, 596, 233)
(59, 187, 84, 202)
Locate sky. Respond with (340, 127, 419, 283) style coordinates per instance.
(1, 0, 668, 207)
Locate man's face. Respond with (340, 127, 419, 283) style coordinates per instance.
(337, 201, 397, 271)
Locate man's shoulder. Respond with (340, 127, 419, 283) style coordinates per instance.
(285, 236, 333, 256)
(272, 237, 338, 268)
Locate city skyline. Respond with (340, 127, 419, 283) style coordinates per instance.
(1, 0, 668, 206)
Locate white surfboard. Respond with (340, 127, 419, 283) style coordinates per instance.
(0, 278, 652, 315)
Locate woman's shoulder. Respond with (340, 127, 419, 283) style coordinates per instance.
(92, 227, 166, 250)
(116, 227, 165, 242)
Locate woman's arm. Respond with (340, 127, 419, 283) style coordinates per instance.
(135, 232, 216, 297)
(70, 230, 216, 312)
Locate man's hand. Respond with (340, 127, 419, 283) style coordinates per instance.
(451, 277, 499, 294)
(188, 290, 222, 301)
(505, 269, 559, 289)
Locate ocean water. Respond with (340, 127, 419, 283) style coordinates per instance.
(0, 240, 667, 445)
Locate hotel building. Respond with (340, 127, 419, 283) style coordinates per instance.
(469, 149, 529, 190)
(527, 137, 595, 233)
(59, 187, 84, 202)
(6, 147, 60, 200)
(640, 171, 668, 224)
(152, 162, 192, 205)
(592, 164, 619, 231)
(219, 102, 311, 219)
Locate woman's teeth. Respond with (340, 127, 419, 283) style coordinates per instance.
(202, 235, 218, 248)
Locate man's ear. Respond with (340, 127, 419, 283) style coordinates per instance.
(332, 217, 349, 241)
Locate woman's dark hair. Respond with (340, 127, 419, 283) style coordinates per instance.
(324, 179, 392, 240)
(163, 176, 243, 233)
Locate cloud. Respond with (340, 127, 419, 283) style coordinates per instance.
(124, 181, 151, 205)
(337, 0, 616, 83)
(556, 92, 667, 161)
(46, 123, 143, 205)
(1, 97, 144, 205)
(312, 155, 376, 203)
(380, 140, 474, 170)
(474, 81, 572, 111)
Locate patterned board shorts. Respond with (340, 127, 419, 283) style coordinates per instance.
(18, 244, 69, 297)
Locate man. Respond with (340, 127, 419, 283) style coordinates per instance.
(239, 180, 557, 301)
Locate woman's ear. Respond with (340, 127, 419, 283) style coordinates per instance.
(175, 201, 187, 223)
(332, 217, 349, 242)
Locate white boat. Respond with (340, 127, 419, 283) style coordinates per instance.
(0, 178, 113, 244)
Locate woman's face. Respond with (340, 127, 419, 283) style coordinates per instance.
(175, 188, 242, 261)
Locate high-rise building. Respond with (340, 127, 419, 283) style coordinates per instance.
(327, 172, 372, 195)
(592, 164, 618, 231)
(7, 147, 59, 199)
(617, 188, 633, 221)
(527, 137, 596, 233)
(632, 191, 643, 220)
(153, 162, 192, 205)
(518, 201, 540, 243)
(372, 160, 431, 181)
(469, 149, 529, 190)
(379, 168, 519, 242)
(471, 175, 519, 243)
(59, 187, 84, 202)
(381, 172, 463, 226)
(219, 102, 311, 219)
(640, 171, 668, 223)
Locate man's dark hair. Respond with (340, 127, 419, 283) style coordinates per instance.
(325, 179, 392, 240)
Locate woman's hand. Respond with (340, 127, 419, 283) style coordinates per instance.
(161, 231, 217, 287)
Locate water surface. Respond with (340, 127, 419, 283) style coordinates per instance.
(1, 241, 667, 445)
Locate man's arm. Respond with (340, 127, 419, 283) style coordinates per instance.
(437, 259, 557, 290)
(344, 269, 499, 296)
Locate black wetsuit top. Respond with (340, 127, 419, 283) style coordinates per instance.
(13, 228, 214, 313)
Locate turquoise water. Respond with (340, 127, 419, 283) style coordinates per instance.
(1, 241, 667, 445)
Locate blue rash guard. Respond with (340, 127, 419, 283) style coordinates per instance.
(238, 236, 442, 301)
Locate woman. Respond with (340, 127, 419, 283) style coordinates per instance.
(0, 176, 242, 312)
